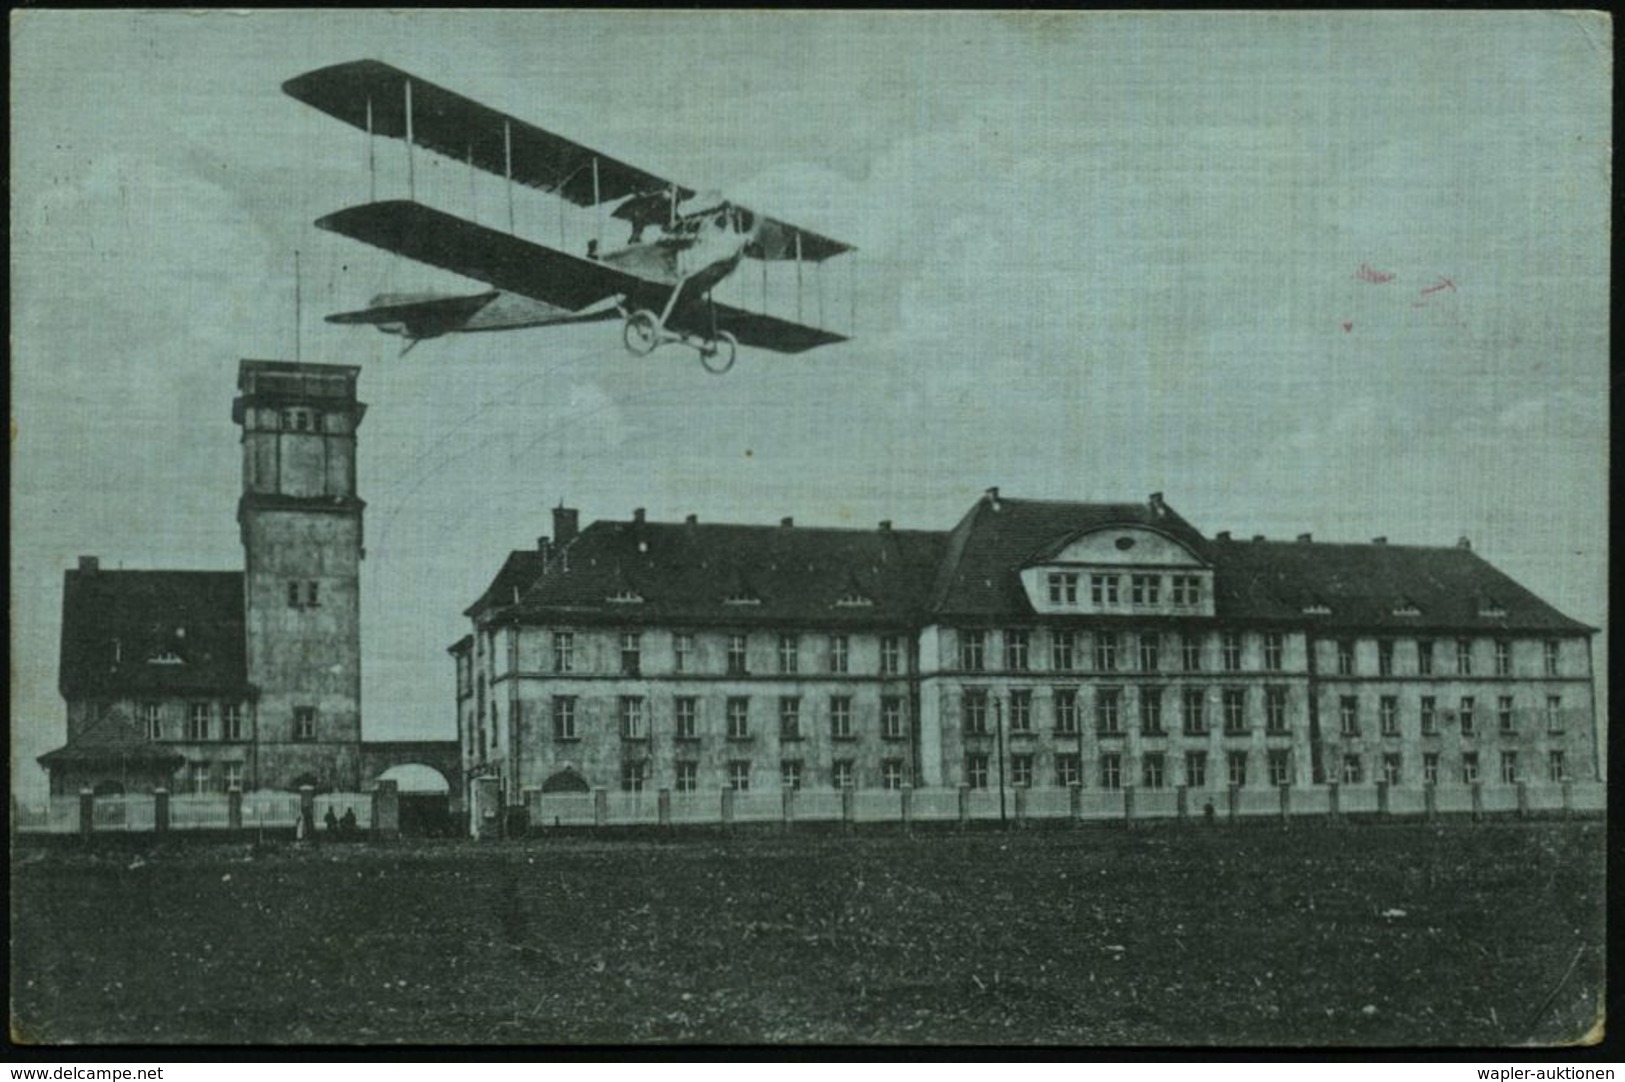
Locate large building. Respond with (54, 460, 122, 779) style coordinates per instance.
(452, 491, 1599, 815)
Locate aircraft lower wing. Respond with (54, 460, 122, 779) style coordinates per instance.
(666, 304, 848, 354)
(327, 290, 501, 332)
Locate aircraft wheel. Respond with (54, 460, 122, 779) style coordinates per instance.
(701, 331, 738, 375)
(623, 310, 661, 356)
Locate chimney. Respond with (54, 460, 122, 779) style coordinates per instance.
(537, 535, 550, 552)
(633, 508, 646, 525)
(1372, 536, 1388, 545)
(685, 513, 698, 526)
(1296, 533, 1312, 543)
(1251, 535, 1265, 543)
(1215, 531, 1231, 541)
(536, 537, 553, 564)
(780, 516, 794, 528)
(552, 506, 579, 547)
(1149, 492, 1166, 517)
(78, 556, 99, 574)
(878, 520, 892, 532)
(1457, 536, 1471, 550)
(985, 486, 1001, 510)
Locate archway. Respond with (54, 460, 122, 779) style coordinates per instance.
(376, 763, 454, 836)
(92, 780, 126, 797)
(541, 767, 591, 794)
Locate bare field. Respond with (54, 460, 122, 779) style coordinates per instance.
(10, 821, 1604, 1046)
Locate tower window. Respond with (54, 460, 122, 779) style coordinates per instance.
(293, 706, 317, 742)
(287, 581, 301, 608)
(305, 580, 319, 608)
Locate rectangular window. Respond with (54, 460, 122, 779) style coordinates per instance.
(1456, 639, 1473, 676)
(1142, 753, 1166, 790)
(1095, 631, 1119, 672)
(1181, 634, 1202, 672)
(1054, 688, 1079, 734)
(778, 634, 799, 674)
(221, 703, 243, 742)
(1417, 639, 1434, 676)
(830, 696, 854, 740)
(1547, 750, 1565, 783)
(552, 696, 577, 740)
(1378, 639, 1394, 677)
(1056, 753, 1081, 788)
(1227, 751, 1248, 788)
(829, 634, 849, 674)
(1268, 749, 1291, 787)
(141, 702, 163, 741)
(1008, 689, 1033, 732)
(1499, 751, 1517, 785)
(223, 762, 244, 792)
(1461, 752, 1479, 785)
(619, 696, 646, 740)
(1421, 696, 1438, 735)
(620, 632, 641, 675)
(187, 702, 211, 742)
(1185, 750, 1208, 789)
(1266, 687, 1289, 734)
(1498, 696, 1515, 733)
(779, 696, 802, 741)
(727, 633, 748, 675)
(1264, 633, 1284, 671)
(965, 754, 989, 789)
(1005, 630, 1030, 671)
(1130, 574, 1161, 606)
(1546, 695, 1563, 733)
(1138, 633, 1160, 672)
(190, 762, 210, 795)
(1423, 752, 1440, 786)
(1222, 633, 1243, 672)
(1339, 695, 1358, 736)
(1459, 697, 1475, 735)
(1096, 688, 1123, 735)
(1382, 753, 1401, 786)
(1223, 689, 1248, 735)
(621, 759, 649, 792)
(294, 706, 316, 742)
(305, 580, 320, 608)
(833, 760, 855, 790)
(726, 697, 750, 740)
(1047, 571, 1079, 605)
(1051, 630, 1078, 672)
(962, 689, 989, 735)
(960, 630, 986, 671)
(1171, 575, 1202, 606)
(1140, 687, 1164, 735)
(675, 761, 698, 793)
(1380, 695, 1398, 736)
(1336, 640, 1354, 676)
(1543, 640, 1560, 677)
(1182, 689, 1207, 735)
(880, 635, 902, 675)
(1010, 754, 1034, 789)
(881, 759, 905, 790)
(673, 697, 697, 741)
(728, 761, 751, 791)
(781, 760, 803, 791)
(1341, 755, 1363, 785)
(1100, 752, 1122, 791)
(1494, 640, 1511, 677)
(1090, 574, 1120, 605)
(287, 581, 300, 608)
(881, 696, 906, 740)
(673, 632, 693, 673)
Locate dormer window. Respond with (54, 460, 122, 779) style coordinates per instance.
(607, 589, 645, 604)
(1047, 572, 1079, 605)
(147, 649, 184, 665)
(723, 591, 760, 606)
(835, 592, 873, 608)
(1302, 602, 1332, 616)
(1392, 599, 1422, 617)
(1478, 597, 1507, 618)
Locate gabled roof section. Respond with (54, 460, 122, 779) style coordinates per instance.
(501, 517, 947, 628)
(1205, 538, 1592, 632)
(37, 709, 187, 768)
(60, 569, 248, 699)
(463, 549, 550, 617)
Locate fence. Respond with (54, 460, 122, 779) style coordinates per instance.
(14, 788, 384, 836)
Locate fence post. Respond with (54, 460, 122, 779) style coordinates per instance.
(1470, 780, 1484, 822)
(1515, 781, 1530, 818)
(957, 785, 970, 830)
(780, 787, 795, 832)
(1070, 783, 1084, 823)
(227, 786, 243, 832)
(1279, 784, 1291, 823)
(841, 787, 855, 834)
(374, 779, 400, 838)
(1326, 782, 1340, 822)
(658, 787, 672, 828)
(900, 784, 913, 833)
(1377, 780, 1390, 818)
(1561, 780, 1574, 817)
(1176, 785, 1189, 822)
(1424, 783, 1438, 822)
(299, 785, 316, 839)
(1227, 784, 1241, 821)
(154, 787, 171, 835)
(721, 788, 735, 831)
(592, 787, 608, 828)
(1122, 785, 1136, 828)
(79, 788, 94, 839)
(1013, 786, 1028, 829)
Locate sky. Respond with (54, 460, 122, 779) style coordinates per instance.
(10, 11, 1611, 795)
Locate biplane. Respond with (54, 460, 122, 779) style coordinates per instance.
(284, 60, 856, 373)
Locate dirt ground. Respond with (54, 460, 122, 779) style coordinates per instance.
(9, 820, 1605, 1046)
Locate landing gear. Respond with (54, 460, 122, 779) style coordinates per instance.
(617, 285, 739, 374)
(623, 309, 661, 356)
(700, 331, 737, 375)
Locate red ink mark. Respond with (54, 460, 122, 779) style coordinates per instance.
(1355, 262, 1396, 284)
(1342, 321, 1353, 333)
(1419, 276, 1455, 297)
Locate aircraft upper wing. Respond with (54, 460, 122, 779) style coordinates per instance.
(285, 60, 855, 263)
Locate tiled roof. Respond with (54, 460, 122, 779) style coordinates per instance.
(463, 549, 550, 617)
(37, 709, 187, 768)
(60, 570, 249, 698)
(505, 519, 947, 628)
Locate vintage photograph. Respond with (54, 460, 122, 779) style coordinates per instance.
(10, 11, 1609, 1047)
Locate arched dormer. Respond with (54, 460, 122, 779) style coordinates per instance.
(1019, 524, 1214, 618)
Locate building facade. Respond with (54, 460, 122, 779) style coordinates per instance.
(453, 492, 1599, 815)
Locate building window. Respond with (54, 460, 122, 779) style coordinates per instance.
(829, 634, 849, 674)
(1221, 633, 1243, 672)
(960, 630, 986, 671)
(1054, 688, 1079, 733)
(618, 632, 641, 675)
(1547, 750, 1565, 783)
(1263, 633, 1284, 672)
(1005, 630, 1030, 671)
(1052, 630, 1078, 671)
(1227, 751, 1248, 788)
(728, 761, 751, 791)
(727, 634, 748, 675)
(1497, 696, 1515, 733)
(547, 631, 574, 673)
(1494, 640, 1511, 677)
(1456, 639, 1473, 676)
(287, 581, 300, 609)
(1010, 754, 1034, 789)
(1056, 753, 1081, 788)
(1182, 689, 1207, 735)
(1499, 751, 1517, 785)
(675, 762, 698, 793)
(1181, 634, 1202, 672)
(1137, 633, 1160, 673)
(1417, 639, 1434, 676)
(1380, 753, 1401, 786)
(1008, 689, 1033, 733)
(1335, 640, 1354, 676)
(779, 697, 802, 741)
(965, 754, 989, 790)
(619, 696, 646, 740)
(1377, 640, 1394, 677)
(1338, 695, 1358, 737)
(140, 702, 163, 741)
(1543, 640, 1560, 677)
(1090, 574, 1120, 605)
(1100, 752, 1122, 791)
(830, 696, 854, 740)
(726, 698, 750, 740)
(1265, 687, 1288, 734)
(777, 634, 799, 674)
(832, 760, 855, 790)
(881, 696, 906, 740)
(1096, 688, 1123, 735)
(1268, 749, 1291, 787)
(881, 759, 905, 791)
(1142, 753, 1166, 790)
(1341, 755, 1363, 785)
(880, 635, 902, 675)
(1095, 632, 1119, 672)
(621, 759, 649, 792)
(1459, 697, 1475, 735)
(1186, 750, 1208, 789)
(224, 762, 244, 792)
(1223, 689, 1248, 735)
(1461, 752, 1479, 785)
(674, 697, 697, 741)
(1545, 695, 1563, 733)
(1140, 687, 1164, 735)
(781, 760, 803, 791)
(190, 763, 210, 795)
(294, 706, 316, 742)
(1421, 696, 1438, 735)
(672, 632, 693, 673)
(1380, 695, 1398, 736)
(1048, 572, 1079, 605)
(963, 689, 989, 735)
(1130, 574, 1161, 606)
(1423, 752, 1440, 785)
(1173, 575, 1202, 607)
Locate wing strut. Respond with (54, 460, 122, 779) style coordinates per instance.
(404, 78, 416, 201)
(592, 156, 602, 251)
(503, 120, 515, 233)
(365, 95, 376, 203)
(794, 231, 804, 322)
